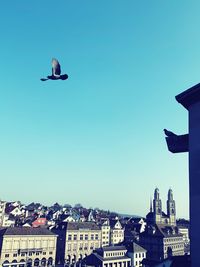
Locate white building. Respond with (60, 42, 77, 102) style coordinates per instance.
(110, 220, 124, 245)
(2, 214, 15, 227)
(178, 227, 190, 245)
(101, 220, 110, 247)
(0, 227, 57, 267)
(52, 222, 101, 265)
(62, 215, 76, 223)
(127, 242, 146, 267)
(83, 246, 131, 267)
(0, 201, 6, 226)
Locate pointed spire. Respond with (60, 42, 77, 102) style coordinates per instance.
(150, 197, 153, 212)
(154, 187, 160, 200)
(168, 188, 173, 200)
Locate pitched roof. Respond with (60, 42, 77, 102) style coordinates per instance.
(126, 242, 146, 253)
(140, 225, 183, 238)
(0, 227, 56, 236)
(102, 246, 127, 251)
(5, 203, 18, 214)
(110, 219, 122, 229)
(132, 242, 146, 253)
(54, 222, 100, 231)
(94, 253, 130, 262)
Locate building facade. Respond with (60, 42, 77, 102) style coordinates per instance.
(0, 227, 57, 267)
(53, 222, 101, 265)
(110, 220, 124, 245)
(83, 246, 131, 267)
(101, 220, 110, 247)
(140, 224, 184, 261)
(0, 201, 6, 226)
(146, 188, 176, 226)
(126, 242, 146, 267)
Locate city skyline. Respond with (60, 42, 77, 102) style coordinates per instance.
(1, 1, 198, 219)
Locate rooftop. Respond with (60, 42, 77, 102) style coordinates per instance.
(0, 227, 56, 236)
(176, 83, 200, 110)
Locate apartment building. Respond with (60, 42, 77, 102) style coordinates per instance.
(101, 220, 110, 247)
(52, 221, 101, 265)
(0, 227, 57, 267)
(83, 246, 131, 267)
(110, 220, 124, 245)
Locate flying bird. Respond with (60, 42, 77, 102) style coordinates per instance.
(41, 58, 68, 81)
(164, 129, 177, 137)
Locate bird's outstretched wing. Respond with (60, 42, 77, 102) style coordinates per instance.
(52, 58, 61, 76)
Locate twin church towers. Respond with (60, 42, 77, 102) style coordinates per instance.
(147, 188, 176, 226)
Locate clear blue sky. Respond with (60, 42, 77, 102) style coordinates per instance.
(1, 1, 199, 219)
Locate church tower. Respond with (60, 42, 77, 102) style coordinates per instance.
(153, 188, 162, 224)
(167, 188, 176, 226)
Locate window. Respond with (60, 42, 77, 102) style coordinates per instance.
(5, 254, 9, 258)
(13, 241, 20, 249)
(80, 234, 83, 240)
(29, 252, 32, 256)
(13, 254, 17, 257)
(74, 235, 77, 240)
(49, 252, 53, 255)
(29, 240, 34, 248)
(95, 234, 98, 240)
(36, 252, 40, 256)
(91, 234, 94, 240)
(21, 253, 25, 257)
(85, 234, 88, 240)
(34, 240, 40, 249)
(43, 252, 46, 255)
(68, 235, 72, 240)
(135, 253, 137, 258)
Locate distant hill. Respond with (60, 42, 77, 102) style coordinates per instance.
(119, 213, 144, 218)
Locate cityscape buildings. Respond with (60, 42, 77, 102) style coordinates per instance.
(0, 188, 189, 267)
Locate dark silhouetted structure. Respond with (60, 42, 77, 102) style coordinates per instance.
(165, 83, 200, 267)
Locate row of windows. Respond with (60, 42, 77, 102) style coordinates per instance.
(106, 252, 125, 257)
(4, 240, 55, 250)
(164, 237, 182, 242)
(135, 253, 145, 258)
(102, 231, 110, 235)
(135, 260, 142, 266)
(112, 231, 123, 234)
(113, 234, 123, 238)
(67, 243, 99, 251)
(5, 251, 53, 258)
(164, 244, 183, 251)
(68, 234, 99, 241)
